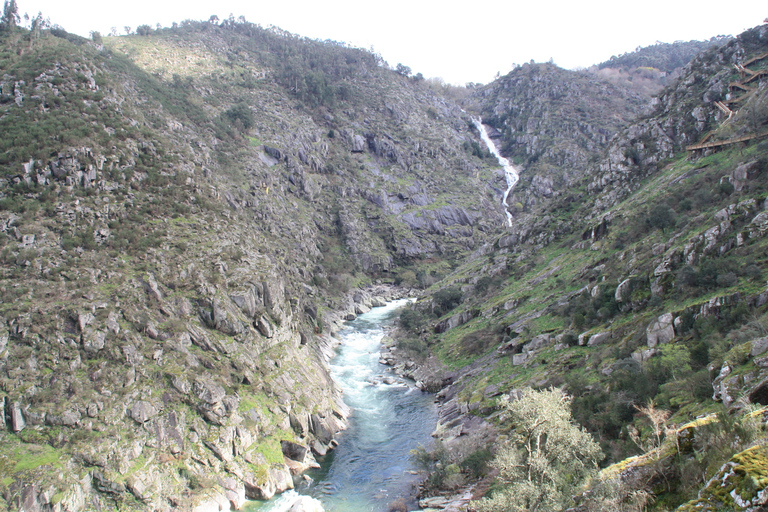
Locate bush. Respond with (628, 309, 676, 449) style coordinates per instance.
(399, 308, 426, 331)
(646, 204, 676, 232)
(474, 275, 495, 294)
(461, 448, 493, 478)
(397, 336, 428, 358)
(224, 102, 255, 131)
(433, 286, 462, 316)
(395, 269, 418, 287)
(716, 272, 737, 288)
(461, 329, 498, 355)
(561, 331, 578, 346)
(473, 389, 603, 512)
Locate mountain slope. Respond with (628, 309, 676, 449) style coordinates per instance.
(398, 24, 768, 510)
(0, 21, 503, 511)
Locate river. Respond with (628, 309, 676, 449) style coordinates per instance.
(244, 299, 437, 512)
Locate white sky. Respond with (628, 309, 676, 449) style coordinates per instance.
(13, 0, 768, 85)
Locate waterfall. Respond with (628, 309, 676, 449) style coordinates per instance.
(473, 118, 520, 227)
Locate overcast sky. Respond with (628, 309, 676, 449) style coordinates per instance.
(13, 0, 768, 85)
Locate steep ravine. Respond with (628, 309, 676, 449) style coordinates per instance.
(0, 22, 506, 511)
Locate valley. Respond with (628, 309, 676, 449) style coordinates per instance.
(0, 12, 767, 512)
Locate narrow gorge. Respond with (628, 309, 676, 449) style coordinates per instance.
(249, 299, 437, 512)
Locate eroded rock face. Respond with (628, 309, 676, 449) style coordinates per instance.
(6, 399, 25, 432)
(244, 465, 294, 500)
(750, 337, 768, 357)
(712, 363, 737, 406)
(587, 331, 612, 347)
(646, 313, 675, 348)
(281, 440, 308, 462)
(193, 376, 227, 405)
(434, 310, 478, 333)
(0, 10, 510, 508)
(352, 134, 366, 153)
(677, 444, 768, 510)
(128, 401, 158, 424)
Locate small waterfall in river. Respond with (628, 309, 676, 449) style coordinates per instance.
(473, 118, 520, 227)
(246, 299, 437, 512)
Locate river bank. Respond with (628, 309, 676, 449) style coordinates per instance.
(378, 325, 499, 511)
(246, 288, 435, 512)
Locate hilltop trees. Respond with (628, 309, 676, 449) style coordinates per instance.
(1, 0, 19, 29)
(136, 24, 153, 36)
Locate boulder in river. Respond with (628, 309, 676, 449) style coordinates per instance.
(289, 495, 324, 512)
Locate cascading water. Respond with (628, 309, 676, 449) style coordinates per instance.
(245, 299, 437, 512)
(473, 118, 520, 227)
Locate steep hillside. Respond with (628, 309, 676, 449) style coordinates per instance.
(398, 24, 768, 510)
(588, 26, 768, 214)
(598, 38, 730, 74)
(2, 12, 766, 512)
(0, 21, 503, 511)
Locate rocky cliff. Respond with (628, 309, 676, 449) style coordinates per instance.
(465, 62, 647, 209)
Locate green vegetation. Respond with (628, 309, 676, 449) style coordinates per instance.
(402, 28, 768, 510)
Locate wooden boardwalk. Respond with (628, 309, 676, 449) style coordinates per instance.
(686, 50, 768, 154)
(742, 51, 768, 68)
(686, 131, 768, 152)
(722, 52, 767, 103)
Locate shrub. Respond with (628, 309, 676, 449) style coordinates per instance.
(474, 275, 495, 294)
(224, 102, 254, 131)
(461, 329, 498, 355)
(397, 336, 428, 358)
(395, 269, 418, 287)
(399, 307, 426, 332)
(410, 441, 456, 490)
(646, 204, 676, 233)
(461, 448, 493, 478)
(433, 286, 462, 316)
(716, 272, 737, 288)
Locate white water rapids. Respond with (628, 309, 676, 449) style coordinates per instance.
(245, 299, 436, 512)
(473, 118, 520, 227)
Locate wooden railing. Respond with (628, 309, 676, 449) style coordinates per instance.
(686, 51, 768, 154)
(686, 131, 768, 152)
